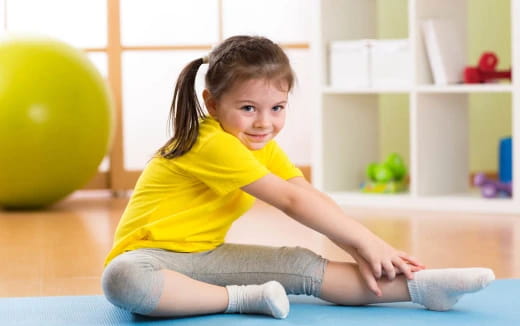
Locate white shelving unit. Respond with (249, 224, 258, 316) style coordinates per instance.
(311, 0, 520, 214)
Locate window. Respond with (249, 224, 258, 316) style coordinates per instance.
(1, 0, 313, 189)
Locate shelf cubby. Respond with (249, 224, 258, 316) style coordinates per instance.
(319, 93, 410, 194)
(313, 0, 520, 213)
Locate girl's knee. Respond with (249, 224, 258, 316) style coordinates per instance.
(102, 254, 164, 315)
(276, 246, 328, 297)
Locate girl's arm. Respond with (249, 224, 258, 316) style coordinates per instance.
(242, 174, 424, 297)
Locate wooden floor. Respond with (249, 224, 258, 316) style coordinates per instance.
(1, 190, 519, 298)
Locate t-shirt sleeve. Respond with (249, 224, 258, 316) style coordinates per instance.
(177, 132, 270, 195)
(265, 141, 303, 180)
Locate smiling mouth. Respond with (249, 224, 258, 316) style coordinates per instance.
(245, 133, 270, 141)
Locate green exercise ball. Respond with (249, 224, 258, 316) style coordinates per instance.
(0, 35, 114, 209)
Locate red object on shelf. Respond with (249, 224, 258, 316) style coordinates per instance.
(463, 52, 512, 83)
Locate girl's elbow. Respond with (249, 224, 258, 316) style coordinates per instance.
(278, 191, 307, 217)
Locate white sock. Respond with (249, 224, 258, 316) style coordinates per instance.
(407, 268, 495, 311)
(225, 281, 290, 319)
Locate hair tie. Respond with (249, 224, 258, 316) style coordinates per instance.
(202, 55, 209, 64)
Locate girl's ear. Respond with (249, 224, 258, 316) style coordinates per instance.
(203, 89, 217, 118)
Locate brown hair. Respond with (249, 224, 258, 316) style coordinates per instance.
(158, 35, 295, 159)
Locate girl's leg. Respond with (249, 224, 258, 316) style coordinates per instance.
(102, 249, 229, 317)
(189, 243, 326, 296)
(149, 269, 228, 317)
(320, 261, 411, 305)
(320, 261, 495, 311)
(103, 245, 494, 318)
(150, 270, 288, 318)
(102, 247, 289, 318)
(154, 243, 328, 318)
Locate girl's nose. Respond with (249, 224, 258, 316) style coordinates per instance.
(253, 113, 270, 128)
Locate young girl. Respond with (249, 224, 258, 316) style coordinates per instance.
(102, 35, 494, 319)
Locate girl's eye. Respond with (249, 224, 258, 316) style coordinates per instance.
(241, 105, 255, 112)
(272, 105, 284, 112)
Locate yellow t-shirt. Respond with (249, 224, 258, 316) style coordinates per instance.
(104, 117, 302, 265)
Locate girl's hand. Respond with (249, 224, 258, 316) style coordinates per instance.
(341, 236, 426, 297)
(399, 254, 426, 273)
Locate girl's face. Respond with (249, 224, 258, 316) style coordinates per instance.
(203, 78, 288, 151)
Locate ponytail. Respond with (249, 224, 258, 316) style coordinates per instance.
(158, 58, 206, 159)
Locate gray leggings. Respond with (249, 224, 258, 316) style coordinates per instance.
(101, 243, 328, 315)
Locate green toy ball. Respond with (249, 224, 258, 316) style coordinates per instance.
(366, 162, 379, 181)
(0, 35, 114, 209)
(373, 164, 395, 183)
(384, 153, 407, 181)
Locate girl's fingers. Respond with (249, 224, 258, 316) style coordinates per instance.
(367, 275, 382, 297)
(352, 252, 383, 297)
(410, 265, 425, 272)
(371, 261, 382, 279)
(399, 253, 426, 268)
(383, 260, 396, 280)
(393, 258, 414, 280)
(360, 262, 382, 297)
(393, 262, 425, 274)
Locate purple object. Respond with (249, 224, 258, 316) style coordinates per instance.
(473, 173, 512, 198)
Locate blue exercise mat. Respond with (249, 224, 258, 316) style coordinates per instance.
(1, 279, 518, 326)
